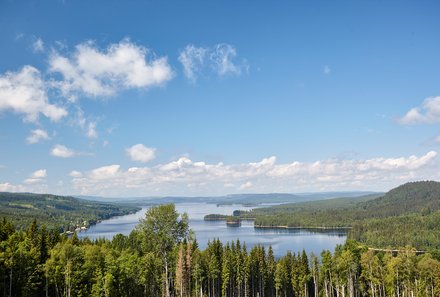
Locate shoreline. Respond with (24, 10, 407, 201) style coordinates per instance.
(70, 206, 143, 234)
(254, 225, 351, 231)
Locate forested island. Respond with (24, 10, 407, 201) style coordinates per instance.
(1, 203, 440, 297)
(205, 181, 440, 253)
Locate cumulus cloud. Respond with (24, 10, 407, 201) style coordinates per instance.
(0, 66, 67, 122)
(50, 144, 76, 158)
(90, 165, 120, 180)
(239, 181, 253, 190)
(0, 182, 25, 192)
(69, 170, 83, 178)
(31, 169, 47, 179)
(49, 39, 174, 98)
(178, 43, 245, 81)
(126, 144, 156, 163)
(399, 96, 440, 124)
(69, 151, 438, 196)
(24, 169, 47, 184)
(27, 129, 50, 144)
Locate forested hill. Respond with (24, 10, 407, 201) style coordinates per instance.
(361, 180, 440, 217)
(0, 192, 140, 231)
(253, 181, 440, 223)
(251, 181, 440, 250)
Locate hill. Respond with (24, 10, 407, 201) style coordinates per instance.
(0, 192, 140, 231)
(249, 181, 440, 250)
(361, 180, 440, 217)
(76, 191, 377, 205)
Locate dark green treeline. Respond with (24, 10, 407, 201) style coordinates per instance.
(1, 204, 440, 297)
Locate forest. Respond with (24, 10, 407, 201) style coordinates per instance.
(245, 181, 440, 252)
(1, 204, 440, 297)
(0, 192, 139, 231)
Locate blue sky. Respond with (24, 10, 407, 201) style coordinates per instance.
(1, 0, 440, 197)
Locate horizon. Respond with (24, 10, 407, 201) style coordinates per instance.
(1, 188, 384, 200)
(1, 1, 440, 197)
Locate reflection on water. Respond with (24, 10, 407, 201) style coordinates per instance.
(79, 203, 346, 257)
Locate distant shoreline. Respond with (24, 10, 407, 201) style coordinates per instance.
(254, 225, 351, 231)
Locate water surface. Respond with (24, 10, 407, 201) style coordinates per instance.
(79, 203, 346, 257)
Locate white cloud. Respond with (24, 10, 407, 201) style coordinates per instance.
(126, 144, 156, 163)
(0, 181, 47, 193)
(0, 66, 67, 122)
(31, 169, 47, 179)
(399, 96, 440, 124)
(49, 39, 174, 98)
(239, 181, 253, 190)
(86, 121, 98, 138)
(90, 165, 120, 179)
(72, 108, 98, 138)
(33, 38, 44, 53)
(24, 169, 47, 184)
(209, 43, 242, 76)
(0, 182, 25, 192)
(178, 45, 207, 82)
(50, 144, 76, 158)
(323, 65, 331, 75)
(27, 129, 50, 144)
(178, 43, 245, 81)
(70, 151, 438, 197)
(69, 170, 83, 178)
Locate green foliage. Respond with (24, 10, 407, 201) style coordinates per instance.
(2, 182, 440, 296)
(0, 208, 440, 297)
(204, 214, 231, 221)
(250, 181, 440, 251)
(0, 192, 139, 231)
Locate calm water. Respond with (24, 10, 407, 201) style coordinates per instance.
(79, 203, 346, 257)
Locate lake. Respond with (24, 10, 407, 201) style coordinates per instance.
(79, 203, 346, 257)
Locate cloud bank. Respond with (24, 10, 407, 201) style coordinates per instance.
(70, 151, 438, 196)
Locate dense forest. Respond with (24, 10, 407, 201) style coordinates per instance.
(0, 192, 139, 231)
(1, 204, 440, 297)
(244, 181, 440, 251)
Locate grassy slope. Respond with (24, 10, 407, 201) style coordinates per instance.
(0, 192, 140, 231)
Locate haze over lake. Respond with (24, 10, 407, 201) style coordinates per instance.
(79, 203, 346, 257)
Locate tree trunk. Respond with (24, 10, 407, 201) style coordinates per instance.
(164, 256, 170, 297)
(313, 274, 318, 297)
(9, 267, 12, 297)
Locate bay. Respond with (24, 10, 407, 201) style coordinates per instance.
(79, 203, 346, 257)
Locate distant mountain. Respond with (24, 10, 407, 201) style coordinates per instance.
(0, 192, 140, 230)
(75, 191, 378, 205)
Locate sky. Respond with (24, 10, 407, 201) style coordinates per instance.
(1, 0, 440, 197)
